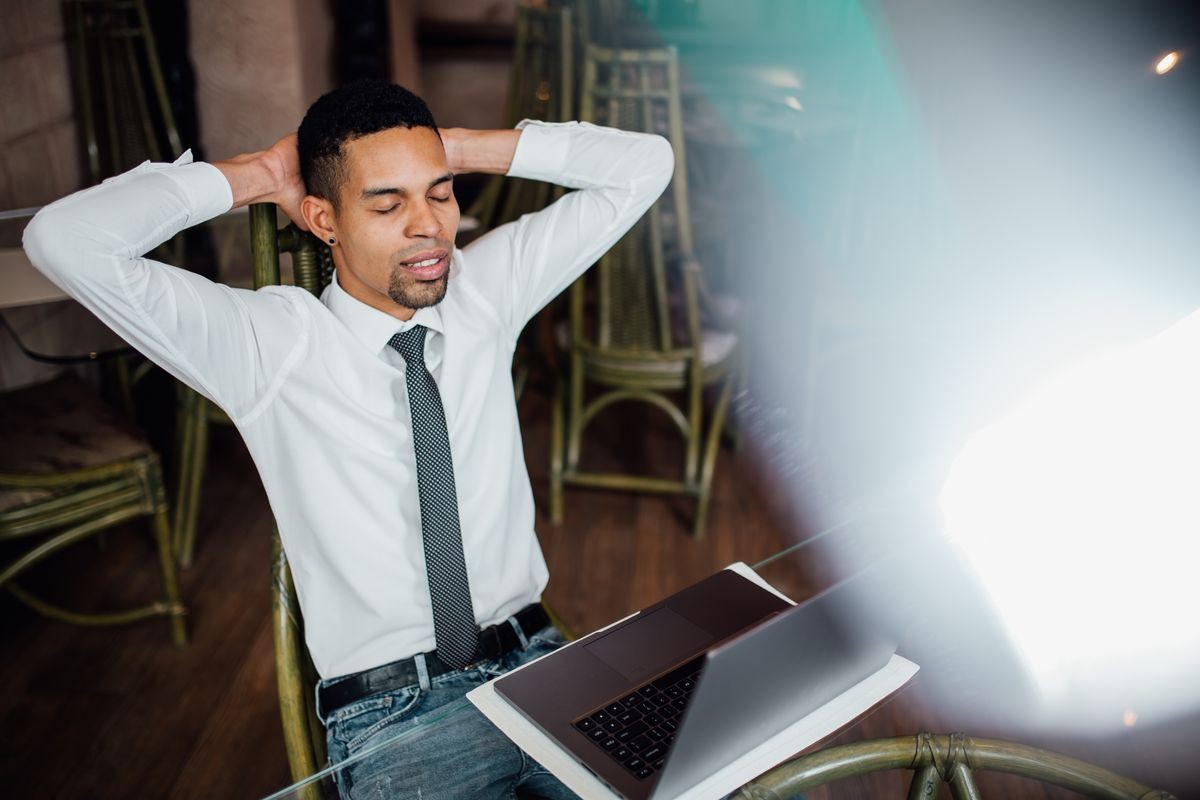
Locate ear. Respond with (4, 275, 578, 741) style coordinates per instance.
(301, 195, 338, 244)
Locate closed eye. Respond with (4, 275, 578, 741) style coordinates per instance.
(375, 204, 400, 214)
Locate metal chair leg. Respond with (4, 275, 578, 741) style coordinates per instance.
(550, 378, 566, 524)
(173, 387, 209, 567)
(692, 376, 734, 540)
(150, 505, 188, 646)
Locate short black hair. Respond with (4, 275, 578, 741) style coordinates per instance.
(297, 80, 439, 208)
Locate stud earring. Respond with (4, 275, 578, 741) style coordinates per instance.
(327, 237, 336, 245)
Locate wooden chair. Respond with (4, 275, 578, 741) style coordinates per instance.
(247, 206, 577, 789)
(466, 1, 575, 235)
(0, 0, 189, 647)
(733, 732, 1178, 799)
(64, 0, 219, 567)
(243, 206, 335, 788)
(550, 44, 738, 540)
(0, 374, 187, 646)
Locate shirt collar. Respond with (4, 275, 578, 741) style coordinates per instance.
(323, 269, 445, 355)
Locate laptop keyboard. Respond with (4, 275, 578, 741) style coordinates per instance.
(571, 658, 704, 781)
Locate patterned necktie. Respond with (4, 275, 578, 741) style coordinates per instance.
(388, 324, 480, 669)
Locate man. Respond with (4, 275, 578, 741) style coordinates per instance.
(24, 80, 673, 798)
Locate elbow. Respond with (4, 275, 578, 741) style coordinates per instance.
(646, 134, 676, 194)
(22, 203, 104, 285)
(21, 206, 65, 278)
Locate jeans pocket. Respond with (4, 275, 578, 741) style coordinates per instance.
(333, 690, 424, 756)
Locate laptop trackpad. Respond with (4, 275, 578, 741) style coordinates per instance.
(584, 607, 712, 683)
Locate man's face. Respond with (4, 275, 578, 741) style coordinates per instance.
(332, 126, 459, 314)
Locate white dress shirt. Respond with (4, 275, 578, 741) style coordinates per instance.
(23, 120, 674, 678)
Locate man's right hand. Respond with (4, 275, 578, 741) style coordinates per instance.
(262, 134, 307, 230)
(214, 134, 309, 231)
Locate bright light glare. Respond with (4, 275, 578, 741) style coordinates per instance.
(1155, 51, 1180, 74)
(940, 310, 1200, 730)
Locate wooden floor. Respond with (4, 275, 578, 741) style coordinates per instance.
(1, 385, 1197, 799)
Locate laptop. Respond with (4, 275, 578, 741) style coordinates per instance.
(493, 569, 896, 800)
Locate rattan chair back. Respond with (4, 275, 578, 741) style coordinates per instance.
(550, 44, 736, 540)
(246, 207, 333, 789)
(734, 732, 1178, 799)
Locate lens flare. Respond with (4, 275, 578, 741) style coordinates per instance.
(940, 310, 1200, 730)
(1155, 51, 1180, 74)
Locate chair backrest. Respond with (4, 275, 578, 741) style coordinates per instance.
(65, 0, 182, 184)
(468, 2, 575, 233)
(574, 43, 701, 361)
(249, 205, 333, 785)
(735, 732, 1178, 800)
(249, 208, 335, 298)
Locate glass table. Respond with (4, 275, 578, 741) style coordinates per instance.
(258, 535, 905, 800)
(255, 513, 1195, 800)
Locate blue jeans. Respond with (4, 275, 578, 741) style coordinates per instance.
(319, 626, 580, 800)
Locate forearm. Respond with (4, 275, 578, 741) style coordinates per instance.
(506, 120, 674, 193)
(212, 151, 281, 208)
(441, 128, 522, 176)
(212, 133, 301, 215)
(461, 121, 675, 337)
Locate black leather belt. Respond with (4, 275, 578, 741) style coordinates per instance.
(318, 603, 551, 716)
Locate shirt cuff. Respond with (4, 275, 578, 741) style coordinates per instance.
(507, 119, 577, 183)
(111, 149, 234, 225)
(164, 161, 236, 225)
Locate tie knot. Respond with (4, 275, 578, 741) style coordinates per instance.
(389, 325, 427, 364)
